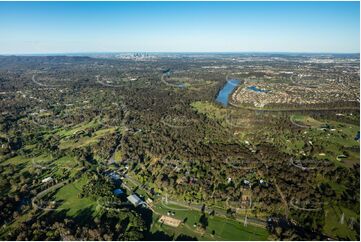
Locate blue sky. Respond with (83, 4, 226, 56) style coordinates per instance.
(0, 1, 359, 54)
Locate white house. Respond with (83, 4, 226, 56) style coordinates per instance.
(127, 194, 143, 207)
(42, 177, 53, 183)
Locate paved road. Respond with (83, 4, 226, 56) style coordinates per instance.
(289, 116, 310, 128)
(32, 74, 62, 87)
(32, 75, 48, 87)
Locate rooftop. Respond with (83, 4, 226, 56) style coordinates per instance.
(127, 194, 143, 207)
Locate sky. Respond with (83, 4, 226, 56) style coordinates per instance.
(0, 1, 359, 54)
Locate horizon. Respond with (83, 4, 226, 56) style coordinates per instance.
(1, 51, 360, 56)
(0, 1, 360, 54)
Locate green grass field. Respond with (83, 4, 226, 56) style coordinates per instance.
(114, 148, 123, 161)
(323, 204, 359, 240)
(191, 101, 227, 121)
(59, 127, 116, 150)
(290, 114, 323, 128)
(54, 175, 98, 217)
(274, 115, 360, 166)
(151, 201, 269, 241)
(56, 119, 101, 138)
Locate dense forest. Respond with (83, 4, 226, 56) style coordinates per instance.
(0, 54, 359, 240)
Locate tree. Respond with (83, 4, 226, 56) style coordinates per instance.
(201, 204, 206, 213)
(199, 214, 208, 229)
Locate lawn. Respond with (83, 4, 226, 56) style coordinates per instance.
(54, 175, 98, 217)
(191, 101, 227, 121)
(207, 216, 269, 241)
(56, 118, 101, 138)
(52, 156, 80, 178)
(323, 204, 359, 240)
(290, 114, 323, 128)
(271, 115, 359, 167)
(1, 155, 29, 166)
(59, 127, 116, 150)
(114, 148, 123, 161)
(151, 201, 269, 241)
(2, 153, 52, 175)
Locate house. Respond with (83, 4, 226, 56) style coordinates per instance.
(42, 177, 53, 183)
(108, 172, 120, 181)
(127, 194, 143, 207)
(113, 188, 124, 197)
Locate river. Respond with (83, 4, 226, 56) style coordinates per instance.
(216, 79, 241, 106)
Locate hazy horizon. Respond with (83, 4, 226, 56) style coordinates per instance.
(1, 51, 360, 56)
